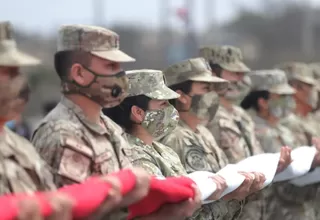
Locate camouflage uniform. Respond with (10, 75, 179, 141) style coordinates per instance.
(161, 58, 245, 220)
(31, 25, 135, 219)
(276, 62, 320, 145)
(247, 69, 317, 220)
(200, 46, 264, 220)
(0, 21, 55, 195)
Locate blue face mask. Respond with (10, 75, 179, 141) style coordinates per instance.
(6, 120, 16, 129)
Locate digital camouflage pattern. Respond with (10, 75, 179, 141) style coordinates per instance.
(57, 24, 135, 62)
(163, 57, 229, 90)
(247, 69, 317, 220)
(0, 21, 40, 66)
(126, 69, 180, 100)
(199, 45, 250, 73)
(0, 127, 56, 195)
(275, 62, 315, 86)
(251, 114, 317, 220)
(160, 121, 244, 220)
(249, 69, 295, 95)
(32, 97, 132, 187)
(209, 105, 264, 164)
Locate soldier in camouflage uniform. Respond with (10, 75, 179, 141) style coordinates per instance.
(198, 46, 266, 220)
(104, 68, 264, 220)
(159, 57, 270, 220)
(276, 62, 320, 145)
(0, 21, 134, 220)
(30, 24, 193, 220)
(241, 69, 320, 220)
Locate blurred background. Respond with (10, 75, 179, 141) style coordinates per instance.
(1, 0, 320, 137)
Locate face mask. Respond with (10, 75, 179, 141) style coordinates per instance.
(0, 75, 28, 121)
(142, 104, 179, 139)
(190, 91, 220, 123)
(62, 67, 129, 108)
(224, 81, 246, 102)
(268, 96, 294, 118)
(308, 88, 319, 110)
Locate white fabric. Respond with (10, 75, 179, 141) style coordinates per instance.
(273, 146, 316, 182)
(290, 167, 320, 186)
(234, 153, 280, 188)
(186, 164, 245, 204)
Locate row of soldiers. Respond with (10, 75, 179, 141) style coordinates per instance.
(1, 20, 320, 220)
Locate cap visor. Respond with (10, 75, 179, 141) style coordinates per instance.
(270, 84, 296, 95)
(189, 72, 228, 83)
(0, 50, 41, 66)
(294, 75, 316, 86)
(220, 61, 251, 73)
(145, 84, 180, 100)
(91, 49, 135, 62)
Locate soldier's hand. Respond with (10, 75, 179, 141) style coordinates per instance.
(246, 172, 265, 193)
(17, 193, 74, 220)
(118, 168, 151, 207)
(137, 184, 202, 220)
(276, 146, 292, 173)
(222, 171, 254, 201)
(312, 137, 320, 152)
(207, 175, 227, 200)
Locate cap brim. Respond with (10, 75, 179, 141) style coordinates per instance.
(145, 84, 180, 100)
(294, 75, 316, 86)
(189, 71, 227, 83)
(269, 84, 296, 95)
(91, 49, 135, 62)
(0, 50, 41, 66)
(220, 61, 251, 73)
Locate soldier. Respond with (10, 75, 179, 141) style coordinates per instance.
(276, 62, 320, 145)
(158, 57, 271, 219)
(241, 69, 320, 220)
(31, 24, 200, 219)
(199, 45, 267, 220)
(104, 69, 266, 220)
(0, 21, 156, 219)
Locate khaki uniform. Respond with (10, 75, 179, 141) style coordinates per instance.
(248, 69, 317, 220)
(0, 21, 54, 195)
(200, 46, 264, 220)
(160, 121, 244, 220)
(0, 127, 55, 194)
(32, 97, 132, 187)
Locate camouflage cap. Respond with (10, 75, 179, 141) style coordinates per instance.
(126, 69, 180, 100)
(199, 45, 250, 73)
(0, 21, 40, 66)
(275, 62, 315, 85)
(309, 62, 320, 91)
(249, 69, 295, 95)
(57, 24, 135, 62)
(163, 57, 229, 92)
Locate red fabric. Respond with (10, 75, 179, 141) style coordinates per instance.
(0, 169, 137, 220)
(128, 176, 195, 219)
(0, 171, 196, 220)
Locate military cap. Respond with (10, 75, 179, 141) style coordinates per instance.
(309, 63, 320, 90)
(249, 69, 295, 95)
(57, 24, 135, 62)
(163, 57, 229, 93)
(126, 69, 180, 100)
(0, 21, 40, 66)
(275, 62, 315, 85)
(199, 45, 250, 73)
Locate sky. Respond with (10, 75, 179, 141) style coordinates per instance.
(1, 0, 319, 35)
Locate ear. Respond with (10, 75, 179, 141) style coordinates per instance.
(130, 105, 145, 123)
(257, 97, 268, 110)
(70, 63, 85, 85)
(176, 90, 188, 104)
